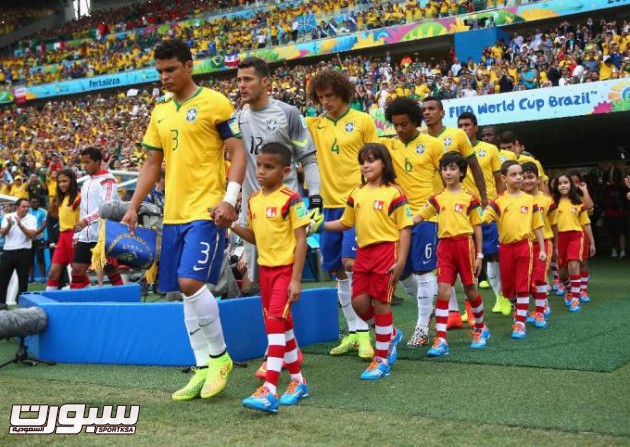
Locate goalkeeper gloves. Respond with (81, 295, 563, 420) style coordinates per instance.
(306, 208, 324, 236)
(308, 194, 323, 211)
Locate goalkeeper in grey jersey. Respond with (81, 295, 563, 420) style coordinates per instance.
(235, 57, 322, 277)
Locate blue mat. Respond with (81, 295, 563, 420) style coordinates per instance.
(21, 285, 339, 366)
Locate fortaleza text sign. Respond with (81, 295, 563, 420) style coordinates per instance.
(443, 79, 630, 127)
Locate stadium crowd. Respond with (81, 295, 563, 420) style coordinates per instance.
(0, 14, 628, 188)
(0, 7, 55, 37)
(0, 0, 508, 87)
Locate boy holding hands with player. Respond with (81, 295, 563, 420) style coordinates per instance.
(482, 161, 547, 339)
(232, 143, 310, 413)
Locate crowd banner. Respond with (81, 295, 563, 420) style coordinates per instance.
(19, 69, 159, 101)
(442, 79, 630, 127)
(16, 0, 627, 102)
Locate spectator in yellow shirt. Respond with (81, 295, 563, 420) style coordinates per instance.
(10, 176, 28, 199)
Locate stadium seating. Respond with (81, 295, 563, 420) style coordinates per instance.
(0, 7, 54, 37)
(1, 0, 502, 86)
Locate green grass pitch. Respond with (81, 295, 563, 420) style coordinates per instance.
(0, 259, 629, 446)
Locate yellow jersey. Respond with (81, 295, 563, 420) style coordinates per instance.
(517, 153, 548, 183)
(339, 183, 412, 248)
(142, 87, 238, 224)
(306, 108, 378, 208)
(247, 187, 310, 267)
(420, 189, 481, 238)
(463, 140, 501, 200)
(379, 133, 442, 214)
(483, 192, 543, 244)
(498, 149, 517, 165)
(430, 126, 475, 191)
(553, 197, 590, 232)
(58, 194, 81, 232)
(531, 192, 556, 240)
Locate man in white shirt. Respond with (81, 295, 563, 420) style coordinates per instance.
(0, 198, 37, 308)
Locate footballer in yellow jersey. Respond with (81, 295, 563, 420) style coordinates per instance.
(306, 69, 375, 356)
(123, 40, 246, 401)
(498, 148, 517, 164)
(463, 140, 502, 199)
(379, 133, 442, 211)
(306, 107, 379, 209)
(457, 113, 502, 200)
(142, 86, 237, 224)
(422, 97, 487, 205)
(382, 97, 442, 285)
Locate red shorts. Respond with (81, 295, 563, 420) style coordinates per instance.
(557, 231, 585, 267)
(436, 236, 476, 287)
(531, 239, 553, 286)
(259, 265, 294, 319)
(499, 239, 533, 298)
(352, 241, 397, 303)
(51, 230, 75, 266)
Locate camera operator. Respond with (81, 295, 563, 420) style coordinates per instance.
(0, 198, 37, 309)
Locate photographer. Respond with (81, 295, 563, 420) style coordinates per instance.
(0, 198, 37, 309)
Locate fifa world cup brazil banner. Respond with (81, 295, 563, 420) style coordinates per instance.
(442, 79, 630, 127)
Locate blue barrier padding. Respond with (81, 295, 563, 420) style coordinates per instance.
(22, 286, 338, 366)
(39, 284, 141, 303)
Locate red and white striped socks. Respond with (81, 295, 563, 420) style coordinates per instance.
(435, 299, 449, 340)
(263, 318, 286, 395)
(374, 313, 393, 362)
(468, 294, 485, 329)
(533, 282, 547, 314)
(569, 275, 581, 301)
(515, 295, 529, 323)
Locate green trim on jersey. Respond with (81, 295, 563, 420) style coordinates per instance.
(142, 143, 163, 151)
(323, 106, 351, 125)
(174, 86, 204, 111)
(403, 132, 421, 147)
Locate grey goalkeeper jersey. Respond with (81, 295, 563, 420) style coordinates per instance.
(237, 98, 320, 203)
